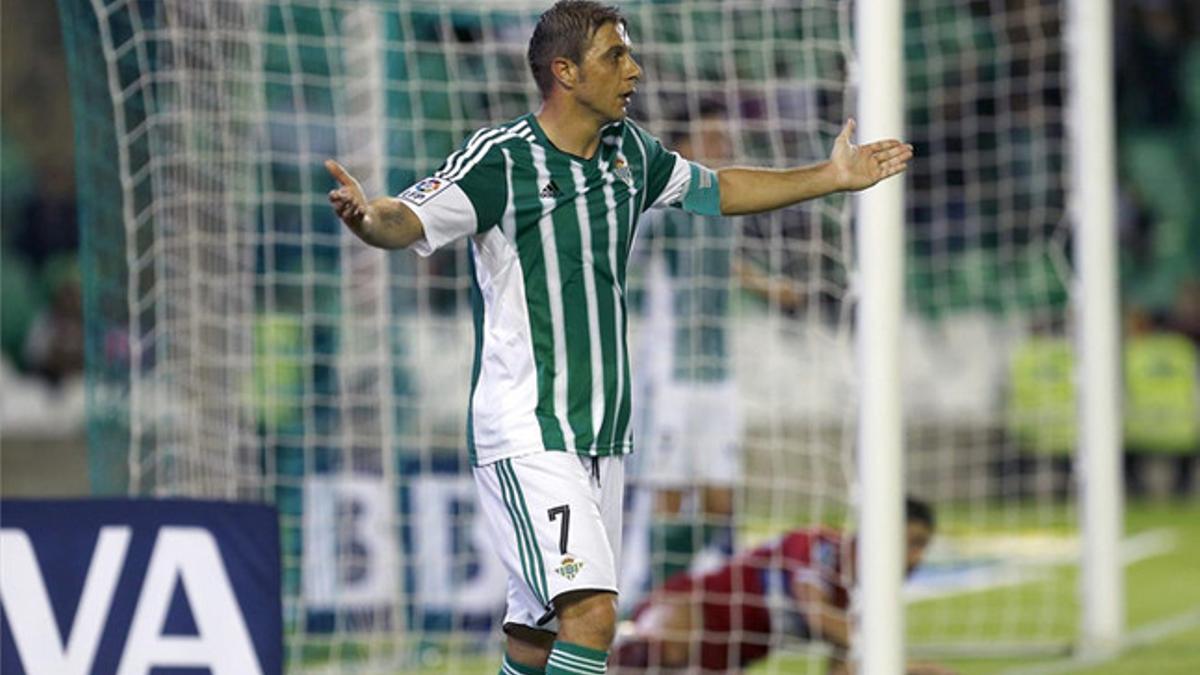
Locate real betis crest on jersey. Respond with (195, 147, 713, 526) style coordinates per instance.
(613, 157, 633, 185)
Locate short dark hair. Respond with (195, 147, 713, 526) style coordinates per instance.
(528, 1, 626, 97)
(905, 497, 936, 530)
(665, 96, 729, 147)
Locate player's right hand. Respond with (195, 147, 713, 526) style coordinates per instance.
(325, 159, 372, 233)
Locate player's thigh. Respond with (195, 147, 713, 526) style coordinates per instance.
(475, 452, 621, 631)
(475, 465, 555, 630)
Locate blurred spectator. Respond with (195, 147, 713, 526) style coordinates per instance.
(1114, 0, 1200, 498)
(1168, 278, 1200, 342)
(2, 0, 82, 387)
(1117, 0, 1193, 130)
(1116, 0, 1200, 315)
(12, 169, 79, 267)
(23, 257, 84, 386)
(1, 249, 45, 370)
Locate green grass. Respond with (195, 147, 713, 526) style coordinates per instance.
(752, 499, 1200, 675)
(302, 500, 1200, 674)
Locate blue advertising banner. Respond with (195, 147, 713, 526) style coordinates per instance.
(0, 499, 282, 675)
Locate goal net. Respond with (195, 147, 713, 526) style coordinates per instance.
(61, 0, 1080, 671)
(901, 0, 1077, 658)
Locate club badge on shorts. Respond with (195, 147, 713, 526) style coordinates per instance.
(555, 556, 585, 580)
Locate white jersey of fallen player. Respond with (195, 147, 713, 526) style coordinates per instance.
(399, 113, 717, 466)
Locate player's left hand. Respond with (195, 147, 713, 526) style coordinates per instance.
(830, 118, 914, 192)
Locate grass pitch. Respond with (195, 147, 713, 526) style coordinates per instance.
(332, 499, 1200, 674)
(753, 499, 1200, 675)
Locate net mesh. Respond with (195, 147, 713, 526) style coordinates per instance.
(902, 0, 1076, 654)
(61, 0, 1081, 671)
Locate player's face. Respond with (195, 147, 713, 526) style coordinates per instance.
(576, 22, 642, 123)
(905, 521, 933, 576)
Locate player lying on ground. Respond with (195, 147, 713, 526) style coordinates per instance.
(327, 2, 913, 673)
(610, 498, 956, 675)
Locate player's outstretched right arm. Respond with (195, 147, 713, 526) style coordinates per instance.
(325, 159, 425, 249)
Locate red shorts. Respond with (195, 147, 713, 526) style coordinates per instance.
(635, 563, 774, 670)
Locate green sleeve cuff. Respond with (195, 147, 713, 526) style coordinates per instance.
(682, 161, 722, 216)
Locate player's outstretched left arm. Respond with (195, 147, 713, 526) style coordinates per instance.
(716, 118, 913, 216)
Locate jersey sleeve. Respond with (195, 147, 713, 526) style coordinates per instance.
(781, 530, 842, 591)
(631, 122, 721, 216)
(399, 133, 508, 257)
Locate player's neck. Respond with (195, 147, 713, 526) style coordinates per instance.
(535, 97, 607, 160)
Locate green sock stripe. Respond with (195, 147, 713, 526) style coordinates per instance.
(554, 640, 608, 662)
(546, 655, 605, 675)
(650, 522, 701, 582)
(495, 462, 546, 607)
(500, 459, 551, 604)
(502, 653, 545, 675)
(546, 641, 607, 674)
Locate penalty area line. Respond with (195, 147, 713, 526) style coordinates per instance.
(997, 607, 1200, 675)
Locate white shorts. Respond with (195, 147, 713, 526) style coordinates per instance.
(635, 380, 742, 489)
(473, 451, 625, 633)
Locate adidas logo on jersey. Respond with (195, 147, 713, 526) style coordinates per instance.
(539, 180, 561, 200)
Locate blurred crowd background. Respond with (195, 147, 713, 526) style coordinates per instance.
(2, 0, 1198, 496)
(2, 0, 85, 448)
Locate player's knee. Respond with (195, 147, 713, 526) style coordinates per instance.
(555, 590, 618, 648)
(655, 489, 685, 515)
(659, 639, 691, 667)
(504, 623, 555, 667)
(702, 486, 734, 516)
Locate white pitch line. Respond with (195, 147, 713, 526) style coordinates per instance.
(1124, 607, 1200, 649)
(1119, 527, 1178, 565)
(907, 528, 1178, 603)
(997, 607, 1200, 675)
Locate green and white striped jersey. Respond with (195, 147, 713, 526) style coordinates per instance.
(398, 113, 718, 466)
(634, 209, 732, 384)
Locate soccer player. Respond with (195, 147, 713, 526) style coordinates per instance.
(611, 498, 955, 675)
(326, 2, 913, 673)
(631, 100, 803, 587)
